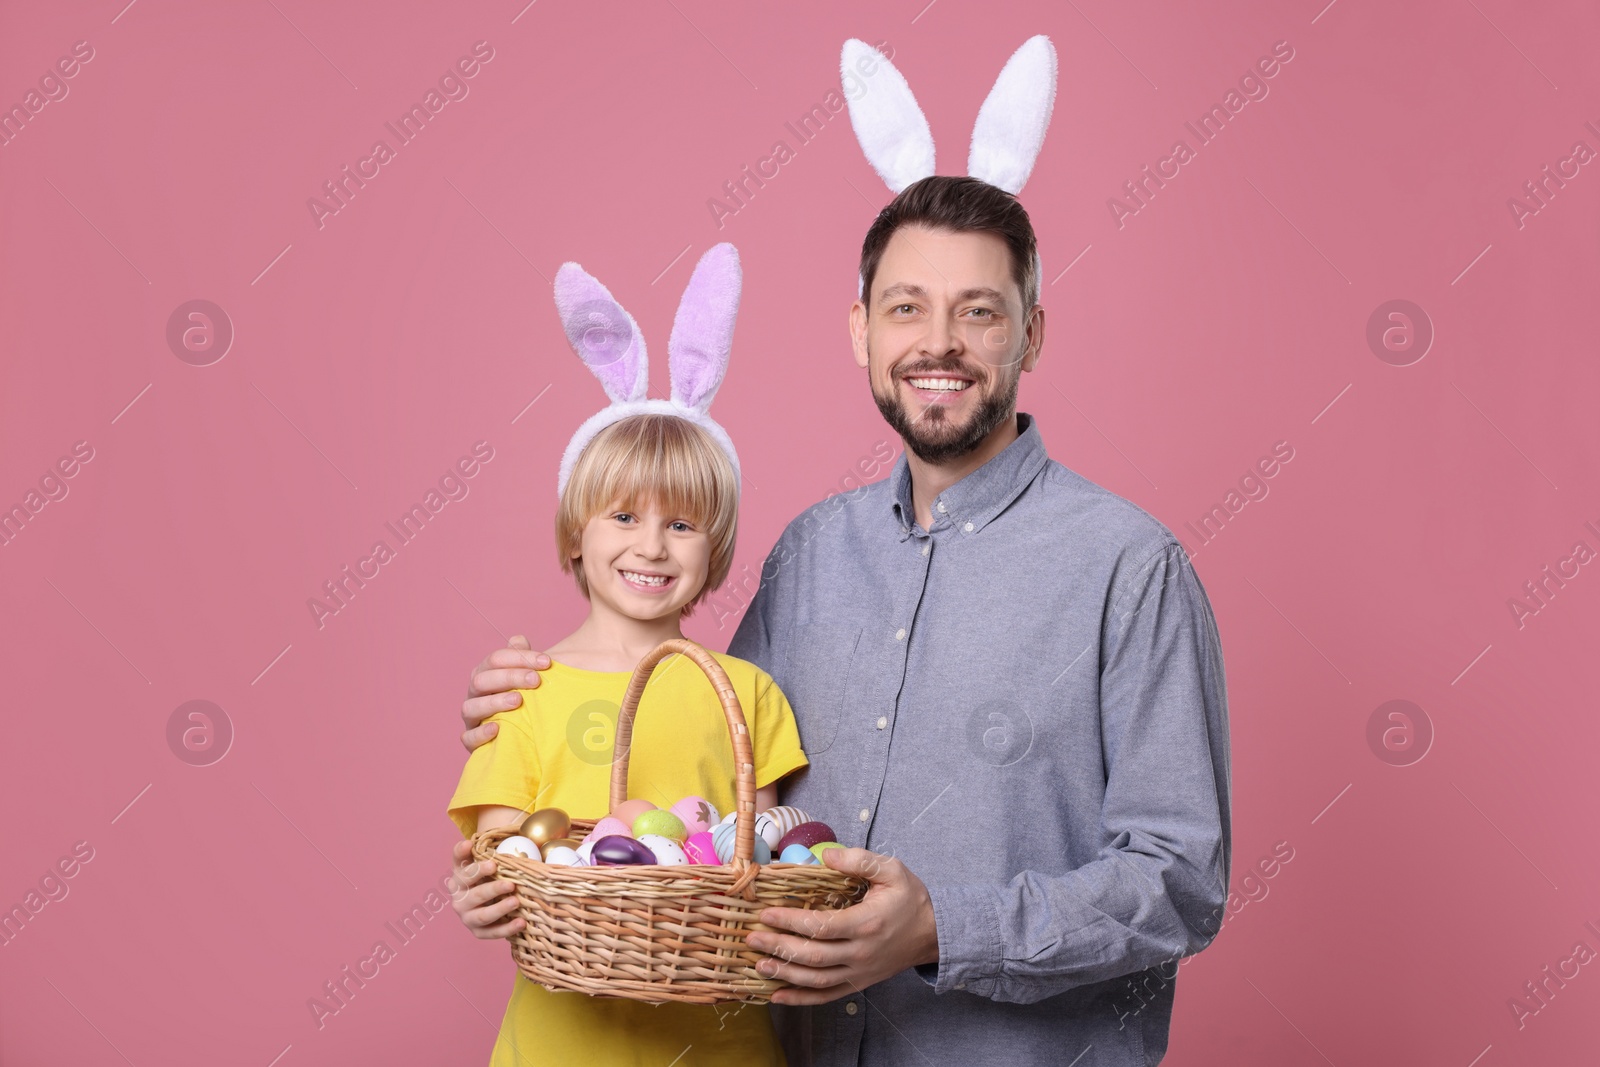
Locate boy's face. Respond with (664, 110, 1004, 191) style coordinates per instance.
(575, 498, 711, 622)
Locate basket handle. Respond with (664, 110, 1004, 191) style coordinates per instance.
(609, 639, 758, 864)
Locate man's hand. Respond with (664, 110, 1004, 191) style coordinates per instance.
(746, 848, 940, 1005)
(448, 838, 526, 939)
(462, 635, 550, 751)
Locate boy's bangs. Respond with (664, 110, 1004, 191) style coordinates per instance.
(571, 416, 733, 533)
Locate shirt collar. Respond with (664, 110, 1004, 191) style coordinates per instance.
(890, 413, 1049, 540)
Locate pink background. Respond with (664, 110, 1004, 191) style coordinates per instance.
(3, 0, 1598, 1063)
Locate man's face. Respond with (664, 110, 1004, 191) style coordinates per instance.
(851, 226, 1043, 464)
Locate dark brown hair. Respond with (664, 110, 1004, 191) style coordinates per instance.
(858, 175, 1040, 309)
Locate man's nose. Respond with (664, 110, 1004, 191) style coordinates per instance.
(918, 307, 962, 359)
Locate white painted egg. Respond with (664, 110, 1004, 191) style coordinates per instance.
(638, 834, 690, 866)
(496, 835, 542, 860)
(754, 812, 782, 851)
(761, 805, 812, 837)
(543, 845, 584, 867)
(574, 838, 596, 865)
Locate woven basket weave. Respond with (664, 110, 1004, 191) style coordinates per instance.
(471, 638, 868, 1003)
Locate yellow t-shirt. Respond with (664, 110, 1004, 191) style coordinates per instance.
(447, 652, 808, 1067)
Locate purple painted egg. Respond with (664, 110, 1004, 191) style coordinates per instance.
(683, 831, 718, 865)
(775, 821, 837, 853)
(590, 834, 655, 866)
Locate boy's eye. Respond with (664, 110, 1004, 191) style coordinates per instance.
(669, 520, 694, 533)
(613, 512, 636, 524)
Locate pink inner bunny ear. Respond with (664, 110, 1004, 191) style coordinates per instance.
(668, 244, 741, 413)
(553, 262, 647, 403)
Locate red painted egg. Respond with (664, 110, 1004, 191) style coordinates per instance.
(775, 821, 837, 853)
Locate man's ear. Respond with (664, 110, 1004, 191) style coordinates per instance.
(849, 300, 871, 369)
(1020, 305, 1046, 373)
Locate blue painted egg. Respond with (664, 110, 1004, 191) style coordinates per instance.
(711, 821, 770, 864)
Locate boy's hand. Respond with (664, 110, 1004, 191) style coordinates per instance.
(462, 635, 551, 751)
(449, 838, 526, 939)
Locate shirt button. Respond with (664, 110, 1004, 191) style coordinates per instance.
(895, 627, 906, 641)
(921, 543, 931, 556)
(964, 522, 974, 533)
(876, 716, 887, 730)
(937, 501, 947, 513)
(858, 808, 871, 822)
(956, 982, 967, 991)
(845, 1002, 859, 1016)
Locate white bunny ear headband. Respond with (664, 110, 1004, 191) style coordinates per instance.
(840, 35, 1057, 298)
(553, 242, 741, 498)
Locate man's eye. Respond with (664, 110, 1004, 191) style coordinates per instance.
(892, 304, 914, 314)
(967, 307, 995, 318)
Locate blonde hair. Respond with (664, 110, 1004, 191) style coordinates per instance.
(556, 414, 739, 612)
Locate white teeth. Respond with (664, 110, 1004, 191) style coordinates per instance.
(621, 571, 670, 587)
(906, 377, 971, 392)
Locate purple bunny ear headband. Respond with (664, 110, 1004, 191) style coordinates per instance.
(554, 242, 742, 498)
(840, 35, 1057, 297)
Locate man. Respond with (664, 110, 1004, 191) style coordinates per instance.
(452, 175, 1231, 1065)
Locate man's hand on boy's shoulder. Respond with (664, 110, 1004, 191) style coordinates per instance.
(462, 635, 552, 751)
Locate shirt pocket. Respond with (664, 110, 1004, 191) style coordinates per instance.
(779, 624, 861, 756)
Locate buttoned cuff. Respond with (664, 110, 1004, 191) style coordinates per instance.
(916, 884, 1005, 996)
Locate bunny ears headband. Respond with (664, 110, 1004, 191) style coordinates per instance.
(840, 35, 1058, 296)
(553, 243, 741, 498)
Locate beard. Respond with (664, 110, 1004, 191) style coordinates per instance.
(871, 357, 1020, 465)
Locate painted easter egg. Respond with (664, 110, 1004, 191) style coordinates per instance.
(495, 835, 541, 860)
(810, 842, 845, 863)
(587, 816, 632, 843)
(669, 796, 721, 836)
(683, 831, 718, 865)
(711, 821, 770, 864)
(612, 799, 656, 825)
(574, 837, 597, 865)
(639, 834, 690, 865)
(542, 837, 580, 859)
(754, 812, 782, 851)
(779, 843, 821, 865)
(543, 845, 584, 867)
(518, 808, 571, 847)
(632, 810, 687, 841)
(761, 806, 812, 838)
(590, 835, 655, 866)
(718, 811, 738, 827)
(775, 822, 837, 853)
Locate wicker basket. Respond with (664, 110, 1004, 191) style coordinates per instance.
(471, 638, 869, 1003)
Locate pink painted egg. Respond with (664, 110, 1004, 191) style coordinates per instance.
(683, 832, 718, 865)
(669, 796, 721, 836)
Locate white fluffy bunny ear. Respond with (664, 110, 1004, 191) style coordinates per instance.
(968, 35, 1058, 194)
(841, 38, 935, 193)
(668, 243, 741, 414)
(553, 262, 648, 403)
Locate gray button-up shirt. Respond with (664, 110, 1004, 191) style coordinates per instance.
(729, 414, 1231, 1067)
